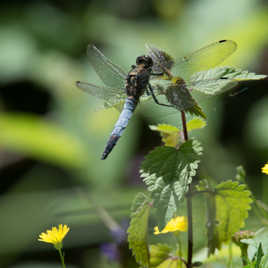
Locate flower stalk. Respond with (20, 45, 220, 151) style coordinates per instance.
(58, 247, 66, 268)
(180, 111, 193, 268)
(38, 224, 70, 268)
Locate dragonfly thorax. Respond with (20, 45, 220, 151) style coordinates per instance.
(126, 62, 152, 100)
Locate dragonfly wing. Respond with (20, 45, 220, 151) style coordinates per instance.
(87, 45, 128, 88)
(76, 81, 125, 108)
(174, 40, 237, 80)
(146, 43, 175, 74)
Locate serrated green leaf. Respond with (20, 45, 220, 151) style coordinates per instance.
(150, 124, 180, 148)
(141, 140, 202, 225)
(149, 124, 179, 134)
(0, 113, 86, 168)
(130, 192, 151, 214)
(187, 118, 207, 132)
(208, 180, 252, 254)
(128, 194, 151, 267)
(149, 244, 172, 267)
(141, 139, 202, 196)
(149, 121, 206, 148)
(189, 66, 267, 95)
(156, 258, 179, 268)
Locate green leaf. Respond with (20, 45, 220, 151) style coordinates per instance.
(189, 66, 267, 95)
(149, 244, 172, 267)
(128, 193, 151, 268)
(155, 258, 179, 268)
(242, 228, 268, 261)
(235, 165, 246, 183)
(149, 120, 206, 149)
(187, 118, 207, 132)
(255, 243, 264, 268)
(141, 139, 202, 224)
(149, 124, 179, 134)
(150, 124, 180, 148)
(141, 139, 202, 187)
(130, 192, 151, 214)
(0, 113, 86, 168)
(208, 180, 252, 253)
(260, 253, 268, 268)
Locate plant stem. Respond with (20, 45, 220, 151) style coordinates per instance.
(228, 242, 233, 268)
(180, 111, 193, 268)
(181, 111, 188, 141)
(58, 248, 66, 268)
(187, 184, 193, 268)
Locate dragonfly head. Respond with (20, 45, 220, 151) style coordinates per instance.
(136, 55, 153, 68)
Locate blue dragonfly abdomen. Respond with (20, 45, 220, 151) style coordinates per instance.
(101, 97, 137, 160)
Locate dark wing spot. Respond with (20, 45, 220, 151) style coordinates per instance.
(219, 40, 227, 43)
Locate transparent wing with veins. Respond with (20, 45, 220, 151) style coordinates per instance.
(87, 45, 128, 89)
(76, 81, 126, 109)
(76, 45, 128, 109)
(147, 40, 237, 82)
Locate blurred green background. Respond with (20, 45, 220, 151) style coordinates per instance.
(0, 0, 268, 267)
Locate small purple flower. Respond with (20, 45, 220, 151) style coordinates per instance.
(100, 243, 119, 261)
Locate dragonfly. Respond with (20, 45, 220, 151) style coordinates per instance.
(76, 40, 237, 159)
(76, 45, 171, 160)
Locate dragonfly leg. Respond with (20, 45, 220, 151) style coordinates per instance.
(148, 83, 173, 107)
(146, 88, 151, 96)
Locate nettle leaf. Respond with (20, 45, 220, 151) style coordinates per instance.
(187, 118, 207, 132)
(155, 258, 179, 268)
(189, 66, 267, 95)
(130, 192, 151, 214)
(149, 124, 179, 134)
(141, 139, 202, 224)
(149, 244, 172, 267)
(149, 120, 206, 148)
(128, 193, 151, 267)
(208, 180, 252, 253)
(150, 124, 180, 148)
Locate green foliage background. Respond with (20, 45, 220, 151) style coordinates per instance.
(0, 0, 267, 267)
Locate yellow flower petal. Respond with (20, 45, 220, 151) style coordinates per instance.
(153, 216, 187, 235)
(38, 224, 70, 247)
(154, 226, 161, 235)
(262, 163, 268, 175)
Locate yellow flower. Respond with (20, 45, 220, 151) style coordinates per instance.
(262, 163, 268, 175)
(38, 224, 70, 249)
(154, 216, 187, 235)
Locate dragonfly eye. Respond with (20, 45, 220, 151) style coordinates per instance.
(136, 55, 153, 68)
